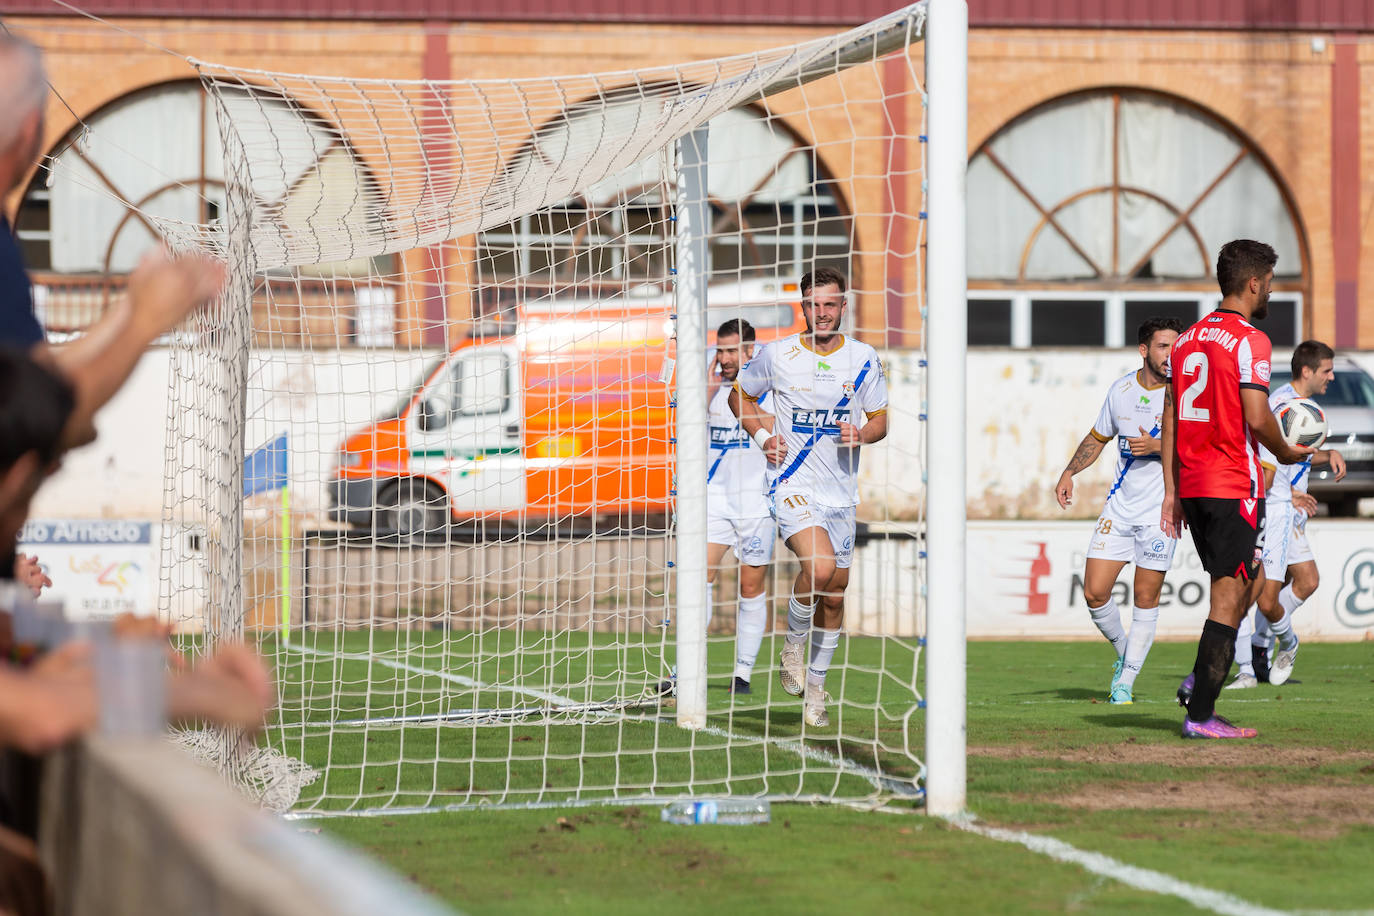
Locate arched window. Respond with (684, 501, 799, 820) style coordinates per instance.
(474, 101, 850, 315)
(967, 90, 1308, 347)
(16, 81, 392, 346)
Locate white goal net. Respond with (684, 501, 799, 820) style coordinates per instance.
(162, 2, 939, 815)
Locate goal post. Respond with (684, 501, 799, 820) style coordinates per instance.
(153, 1, 964, 816)
(923, 0, 970, 818)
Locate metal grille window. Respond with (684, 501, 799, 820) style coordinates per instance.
(967, 89, 1308, 348)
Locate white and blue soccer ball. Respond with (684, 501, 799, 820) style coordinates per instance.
(1276, 397, 1327, 449)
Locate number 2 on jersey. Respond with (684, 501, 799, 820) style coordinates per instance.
(1178, 351, 1210, 422)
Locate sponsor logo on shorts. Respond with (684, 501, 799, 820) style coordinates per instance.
(1150, 538, 1167, 554)
(1091, 539, 1106, 550)
(1335, 548, 1374, 629)
(841, 535, 853, 553)
(747, 536, 763, 553)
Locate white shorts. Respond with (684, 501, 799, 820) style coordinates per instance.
(1286, 508, 1314, 567)
(1261, 500, 1295, 580)
(1085, 515, 1177, 572)
(771, 488, 856, 569)
(707, 513, 776, 566)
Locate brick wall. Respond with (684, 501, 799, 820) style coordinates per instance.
(6, 18, 1373, 346)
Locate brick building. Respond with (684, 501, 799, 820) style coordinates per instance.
(3, 1, 1373, 348)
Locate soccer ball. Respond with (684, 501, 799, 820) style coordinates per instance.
(1276, 397, 1327, 449)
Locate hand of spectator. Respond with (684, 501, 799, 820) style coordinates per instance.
(12, 554, 50, 598)
(125, 247, 227, 339)
(2, 642, 97, 754)
(168, 643, 275, 732)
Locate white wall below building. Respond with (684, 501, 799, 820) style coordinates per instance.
(31, 347, 1374, 523)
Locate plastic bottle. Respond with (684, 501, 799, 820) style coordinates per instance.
(659, 799, 771, 825)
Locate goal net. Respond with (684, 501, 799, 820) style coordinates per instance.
(164, 2, 936, 815)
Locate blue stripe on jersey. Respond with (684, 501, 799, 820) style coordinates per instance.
(1105, 422, 1160, 503)
(1291, 460, 1311, 489)
(769, 359, 872, 497)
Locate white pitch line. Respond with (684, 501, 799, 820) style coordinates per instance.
(946, 814, 1287, 916)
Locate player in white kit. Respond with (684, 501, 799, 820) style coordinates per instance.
(1055, 317, 1183, 705)
(706, 318, 776, 695)
(730, 268, 888, 728)
(1232, 340, 1346, 689)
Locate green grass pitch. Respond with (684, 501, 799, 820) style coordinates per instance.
(280, 638, 1374, 914)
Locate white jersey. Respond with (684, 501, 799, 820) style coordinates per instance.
(1090, 370, 1167, 525)
(735, 333, 888, 507)
(707, 383, 773, 519)
(1258, 382, 1311, 504)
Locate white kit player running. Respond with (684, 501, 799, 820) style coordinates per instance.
(1055, 317, 1184, 705)
(706, 318, 776, 696)
(729, 268, 888, 728)
(1231, 340, 1346, 689)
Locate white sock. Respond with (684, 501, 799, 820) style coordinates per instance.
(1088, 600, 1127, 657)
(1251, 605, 1273, 651)
(1234, 612, 1254, 677)
(734, 594, 768, 682)
(786, 592, 813, 646)
(1278, 583, 1303, 617)
(1119, 605, 1158, 688)
(1270, 608, 1298, 651)
(807, 627, 841, 688)
(705, 580, 714, 631)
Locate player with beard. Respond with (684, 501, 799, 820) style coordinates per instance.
(730, 268, 888, 728)
(1229, 340, 1346, 689)
(706, 318, 776, 694)
(1055, 317, 1184, 705)
(1162, 240, 1311, 739)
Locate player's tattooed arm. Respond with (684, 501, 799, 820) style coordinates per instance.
(1062, 432, 1106, 475)
(1055, 432, 1106, 509)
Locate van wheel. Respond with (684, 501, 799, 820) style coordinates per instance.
(378, 479, 448, 537)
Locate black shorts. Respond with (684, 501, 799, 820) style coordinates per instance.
(1181, 496, 1267, 580)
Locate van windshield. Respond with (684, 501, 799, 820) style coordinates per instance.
(377, 356, 446, 421)
(1269, 368, 1374, 408)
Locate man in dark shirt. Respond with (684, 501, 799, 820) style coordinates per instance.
(0, 34, 224, 584)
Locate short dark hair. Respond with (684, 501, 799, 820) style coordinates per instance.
(1291, 339, 1335, 378)
(1216, 240, 1278, 298)
(715, 318, 755, 343)
(0, 348, 74, 470)
(800, 267, 848, 297)
(1137, 316, 1186, 347)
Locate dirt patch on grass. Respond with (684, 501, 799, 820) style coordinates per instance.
(1055, 782, 1374, 838)
(970, 742, 1373, 770)
(972, 743, 1374, 837)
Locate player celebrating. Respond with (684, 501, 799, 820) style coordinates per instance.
(1162, 239, 1311, 740)
(730, 268, 888, 728)
(1055, 317, 1184, 705)
(706, 318, 776, 695)
(1230, 340, 1346, 689)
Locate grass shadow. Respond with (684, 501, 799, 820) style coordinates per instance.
(1080, 713, 1179, 733)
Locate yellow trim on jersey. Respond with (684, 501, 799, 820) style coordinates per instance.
(1135, 369, 1166, 391)
(1089, 429, 1111, 443)
(865, 408, 887, 419)
(799, 333, 846, 356)
(1260, 461, 1277, 472)
(733, 381, 759, 403)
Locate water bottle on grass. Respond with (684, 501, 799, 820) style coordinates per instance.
(660, 799, 770, 825)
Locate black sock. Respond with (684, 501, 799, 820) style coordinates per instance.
(1186, 619, 1237, 723)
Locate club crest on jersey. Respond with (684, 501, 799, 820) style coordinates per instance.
(1255, 359, 1271, 383)
(842, 380, 856, 398)
(792, 407, 849, 434)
